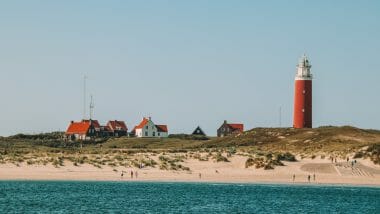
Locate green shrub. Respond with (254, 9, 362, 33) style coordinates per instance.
(142, 159, 157, 167)
(264, 164, 274, 170)
(353, 151, 364, 159)
(168, 134, 209, 141)
(159, 156, 170, 162)
(277, 152, 297, 162)
(215, 153, 229, 162)
(245, 158, 255, 168)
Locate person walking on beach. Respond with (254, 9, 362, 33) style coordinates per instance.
(313, 174, 316, 181)
(199, 173, 202, 179)
(308, 175, 311, 183)
(131, 171, 134, 179)
(121, 171, 124, 179)
(293, 174, 295, 182)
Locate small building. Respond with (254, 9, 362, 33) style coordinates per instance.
(65, 120, 99, 141)
(131, 117, 168, 138)
(217, 120, 244, 137)
(100, 125, 113, 138)
(192, 126, 206, 136)
(107, 120, 128, 137)
(82, 119, 101, 135)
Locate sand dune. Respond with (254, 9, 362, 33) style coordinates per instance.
(1, 155, 379, 186)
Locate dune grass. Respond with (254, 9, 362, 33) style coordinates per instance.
(0, 126, 380, 166)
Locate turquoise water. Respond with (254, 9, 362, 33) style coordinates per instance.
(0, 181, 379, 213)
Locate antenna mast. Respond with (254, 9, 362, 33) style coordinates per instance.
(83, 75, 87, 119)
(90, 95, 94, 120)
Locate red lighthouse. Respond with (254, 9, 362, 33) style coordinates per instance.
(293, 55, 313, 128)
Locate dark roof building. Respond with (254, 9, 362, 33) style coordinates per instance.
(217, 120, 244, 137)
(192, 126, 206, 136)
(107, 120, 128, 137)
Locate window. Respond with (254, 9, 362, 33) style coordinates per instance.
(158, 133, 160, 136)
(153, 132, 155, 136)
(145, 131, 148, 136)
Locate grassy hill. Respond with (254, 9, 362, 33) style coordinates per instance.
(202, 126, 380, 153)
(0, 126, 379, 155)
(0, 126, 379, 167)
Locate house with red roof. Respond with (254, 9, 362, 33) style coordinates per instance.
(106, 120, 128, 137)
(65, 119, 100, 141)
(131, 117, 168, 138)
(217, 120, 244, 137)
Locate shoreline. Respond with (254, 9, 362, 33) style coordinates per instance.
(1, 178, 380, 188)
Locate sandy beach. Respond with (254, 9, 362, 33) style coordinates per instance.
(1, 155, 379, 186)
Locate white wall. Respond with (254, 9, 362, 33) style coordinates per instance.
(157, 131, 168, 138)
(135, 119, 168, 138)
(136, 120, 158, 137)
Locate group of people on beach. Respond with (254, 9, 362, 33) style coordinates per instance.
(120, 170, 138, 179)
(330, 156, 338, 163)
(350, 159, 357, 168)
(292, 174, 316, 183)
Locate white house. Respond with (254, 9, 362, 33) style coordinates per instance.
(132, 117, 168, 138)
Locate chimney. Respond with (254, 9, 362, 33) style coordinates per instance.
(71, 121, 74, 124)
(224, 120, 227, 124)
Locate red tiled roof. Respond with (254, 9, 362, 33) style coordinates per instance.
(156, 125, 168, 132)
(227, 124, 244, 132)
(132, 118, 149, 132)
(66, 121, 91, 135)
(107, 120, 128, 131)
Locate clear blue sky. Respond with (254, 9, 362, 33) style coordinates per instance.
(0, 0, 379, 136)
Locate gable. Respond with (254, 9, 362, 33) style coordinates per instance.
(66, 121, 91, 134)
(192, 126, 206, 135)
(107, 120, 128, 131)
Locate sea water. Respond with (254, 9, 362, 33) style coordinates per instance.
(0, 181, 379, 213)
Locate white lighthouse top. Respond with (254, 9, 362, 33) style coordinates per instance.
(295, 54, 313, 80)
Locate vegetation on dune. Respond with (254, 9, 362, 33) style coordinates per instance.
(9, 132, 64, 140)
(213, 152, 229, 162)
(354, 143, 380, 164)
(244, 152, 295, 170)
(276, 152, 297, 162)
(168, 134, 209, 141)
(0, 126, 380, 166)
(158, 155, 190, 171)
